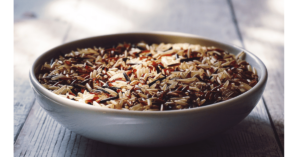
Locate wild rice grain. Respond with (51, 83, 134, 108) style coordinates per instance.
(38, 42, 258, 111)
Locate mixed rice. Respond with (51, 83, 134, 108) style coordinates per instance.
(38, 42, 258, 111)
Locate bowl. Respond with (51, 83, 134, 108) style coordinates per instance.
(29, 32, 267, 147)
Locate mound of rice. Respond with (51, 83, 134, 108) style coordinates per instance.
(38, 42, 258, 111)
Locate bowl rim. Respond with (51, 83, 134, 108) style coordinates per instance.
(29, 31, 268, 115)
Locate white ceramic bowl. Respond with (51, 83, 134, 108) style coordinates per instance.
(29, 32, 267, 147)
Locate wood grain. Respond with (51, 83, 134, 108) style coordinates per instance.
(14, 0, 283, 156)
(14, 79, 36, 142)
(14, 0, 81, 141)
(14, 100, 282, 157)
(231, 0, 284, 148)
(14, 19, 69, 142)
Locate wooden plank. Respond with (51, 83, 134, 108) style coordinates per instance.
(14, 19, 70, 141)
(14, 100, 282, 157)
(231, 0, 284, 148)
(14, 0, 81, 142)
(14, 79, 36, 142)
(14, 0, 283, 156)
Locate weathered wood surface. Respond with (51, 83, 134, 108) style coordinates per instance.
(14, 19, 69, 142)
(14, 0, 284, 156)
(14, 100, 282, 157)
(232, 0, 284, 148)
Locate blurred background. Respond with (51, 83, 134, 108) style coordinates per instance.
(14, 0, 283, 86)
(14, 0, 284, 153)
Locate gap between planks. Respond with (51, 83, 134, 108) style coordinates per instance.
(14, 98, 36, 143)
(14, 100, 283, 157)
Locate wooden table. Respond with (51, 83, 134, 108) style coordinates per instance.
(14, 0, 284, 156)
